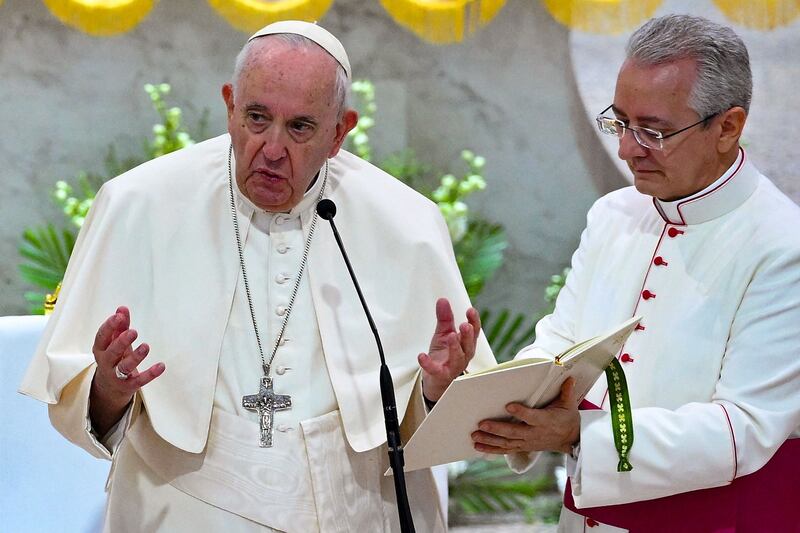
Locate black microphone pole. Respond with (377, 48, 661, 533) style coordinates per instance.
(316, 199, 416, 533)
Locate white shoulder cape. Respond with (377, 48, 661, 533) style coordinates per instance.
(20, 134, 495, 453)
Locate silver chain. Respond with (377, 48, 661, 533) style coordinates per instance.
(227, 143, 326, 376)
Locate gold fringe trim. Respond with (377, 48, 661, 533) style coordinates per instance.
(208, 0, 335, 33)
(379, 0, 506, 44)
(542, 0, 662, 35)
(44, 282, 62, 316)
(713, 0, 800, 30)
(42, 0, 156, 37)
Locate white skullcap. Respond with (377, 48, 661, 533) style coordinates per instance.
(248, 20, 351, 81)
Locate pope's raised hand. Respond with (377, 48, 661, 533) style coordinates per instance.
(418, 298, 481, 402)
(89, 306, 165, 435)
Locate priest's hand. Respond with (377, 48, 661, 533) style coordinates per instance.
(418, 298, 480, 402)
(471, 378, 581, 455)
(89, 306, 165, 436)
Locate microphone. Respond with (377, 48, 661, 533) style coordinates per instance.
(316, 198, 336, 220)
(315, 199, 416, 533)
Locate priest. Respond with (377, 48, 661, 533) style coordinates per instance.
(470, 14, 800, 532)
(20, 21, 495, 532)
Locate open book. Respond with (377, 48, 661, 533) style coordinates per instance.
(399, 316, 641, 473)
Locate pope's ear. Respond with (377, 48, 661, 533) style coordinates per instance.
(222, 83, 235, 116)
(328, 109, 359, 158)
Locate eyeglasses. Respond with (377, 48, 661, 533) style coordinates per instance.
(596, 104, 719, 151)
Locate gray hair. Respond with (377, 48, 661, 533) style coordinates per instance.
(232, 33, 351, 119)
(626, 14, 752, 117)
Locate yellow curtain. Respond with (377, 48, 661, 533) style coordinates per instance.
(542, 0, 662, 34)
(714, 0, 800, 29)
(379, 0, 506, 44)
(42, 0, 156, 36)
(207, 0, 334, 33)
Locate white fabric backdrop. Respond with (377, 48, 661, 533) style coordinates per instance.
(0, 315, 108, 532)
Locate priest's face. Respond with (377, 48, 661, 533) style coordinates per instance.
(612, 58, 741, 202)
(222, 38, 358, 212)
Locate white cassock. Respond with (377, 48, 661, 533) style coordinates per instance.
(507, 149, 800, 532)
(19, 134, 496, 532)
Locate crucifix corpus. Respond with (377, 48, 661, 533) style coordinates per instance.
(242, 376, 292, 447)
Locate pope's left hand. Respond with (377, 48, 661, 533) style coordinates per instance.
(471, 378, 581, 455)
(418, 298, 480, 402)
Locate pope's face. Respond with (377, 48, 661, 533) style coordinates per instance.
(222, 39, 357, 212)
(613, 58, 725, 201)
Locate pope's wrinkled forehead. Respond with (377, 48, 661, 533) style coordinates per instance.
(247, 20, 351, 82)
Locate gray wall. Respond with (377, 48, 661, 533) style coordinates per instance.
(6, 0, 734, 319)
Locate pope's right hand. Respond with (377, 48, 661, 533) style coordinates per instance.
(89, 306, 165, 435)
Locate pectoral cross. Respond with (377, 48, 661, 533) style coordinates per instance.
(242, 376, 292, 447)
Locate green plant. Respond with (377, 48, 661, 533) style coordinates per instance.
(19, 225, 76, 312)
(346, 80, 570, 521)
(348, 80, 376, 162)
(481, 268, 571, 363)
(18, 83, 205, 313)
(448, 457, 554, 516)
(346, 80, 507, 298)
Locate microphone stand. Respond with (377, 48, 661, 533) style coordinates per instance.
(317, 199, 416, 533)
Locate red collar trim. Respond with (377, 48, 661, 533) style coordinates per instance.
(652, 148, 753, 226)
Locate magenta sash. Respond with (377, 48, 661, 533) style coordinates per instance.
(564, 401, 800, 532)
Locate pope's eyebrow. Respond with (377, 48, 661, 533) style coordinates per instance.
(244, 103, 269, 113)
(243, 103, 319, 126)
(291, 115, 318, 126)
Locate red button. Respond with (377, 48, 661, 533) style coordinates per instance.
(654, 256, 668, 266)
(635, 324, 646, 331)
(668, 227, 685, 238)
(642, 290, 656, 300)
(620, 353, 634, 363)
(586, 518, 599, 527)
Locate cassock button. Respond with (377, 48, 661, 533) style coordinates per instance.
(586, 518, 599, 527)
(278, 338, 289, 347)
(635, 324, 646, 331)
(275, 216, 286, 226)
(276, 305, 287, 316)
(620, 353, 634, 363)
(277, 244, 289, 254)
(276, 365, 291, 375)
(642, 290, 656, 300)
(653, 256, 668, 266)
(277, 424, 290, 432)
(667, 227, 685, 238)
(275, 273, 290, 284)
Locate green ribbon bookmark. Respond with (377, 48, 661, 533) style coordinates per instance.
(605, 358, 634, 472)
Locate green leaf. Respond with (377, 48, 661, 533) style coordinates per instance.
(455, 219, 508, 298)
(24, 292, 46, 315)
(18, 224, 74, 292)
(449, 457, 554, 514)
(481, 307, 540, 363)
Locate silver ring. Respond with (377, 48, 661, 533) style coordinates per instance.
(114, 364, 130, 380)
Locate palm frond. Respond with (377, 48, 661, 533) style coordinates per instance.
(449, 457, 552, 514)
(481, 308, 540, 363)
(455, 219, 508, 299)
(18, 224, 75, 294)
